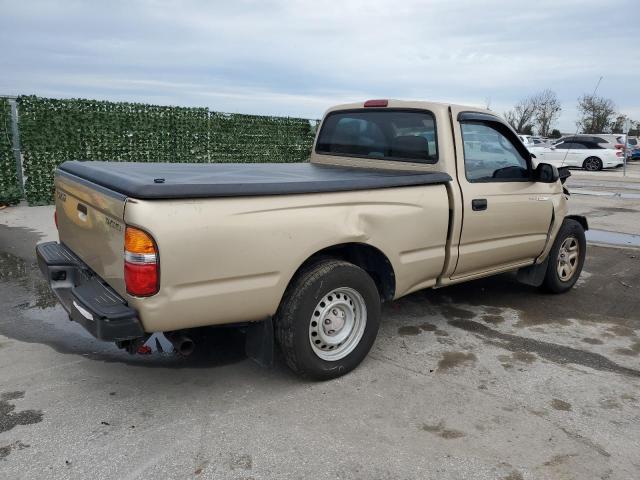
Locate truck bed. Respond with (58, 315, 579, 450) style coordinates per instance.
(58, 161, 451, 199)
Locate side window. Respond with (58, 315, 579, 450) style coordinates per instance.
(556, 142, 574, 149)
(461, 123, 530, 182)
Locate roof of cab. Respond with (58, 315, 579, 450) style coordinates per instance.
(324, 99, 494, 116)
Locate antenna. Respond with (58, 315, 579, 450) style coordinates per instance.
(560, 76, 603, 167)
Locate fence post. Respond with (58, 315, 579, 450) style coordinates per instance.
(6, 97, 24, 194)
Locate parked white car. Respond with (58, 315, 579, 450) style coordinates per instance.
(518, 134, 534, 148)
(554, 134, 624, 150)
(532, 138, 623, 170)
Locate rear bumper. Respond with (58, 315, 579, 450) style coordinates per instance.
(36, 242, 145, 341)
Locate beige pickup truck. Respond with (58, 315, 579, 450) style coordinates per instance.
(37, 99, 587, 379)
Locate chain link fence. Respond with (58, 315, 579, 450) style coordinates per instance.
(1, 95, 319, 205)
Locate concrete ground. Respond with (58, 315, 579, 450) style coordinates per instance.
(1, 176, 639, 480)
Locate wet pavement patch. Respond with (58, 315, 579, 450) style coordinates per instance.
(419, 323, 437, 331)
(0, 391, 43, 433)
(0, 251, 58, 310)
(449, 319, 640, 378)
(397, 323, 440, 336)
(503, 471, 524, 480)
(0, 440, 30, 460)
(498, 352, 537, 365)
(437, 351, 477, 372)
(614, 341, 640, 356)
(421, 420, 465, 439)
(439, 305, 476, 321)
(586, 229, 640, 248)
(397, 326, 421, 336)
(607, 325, 636, 337)
(551, 399, 572, 411)
(543, 454, 577, 467)
(481, 314, 504, 325)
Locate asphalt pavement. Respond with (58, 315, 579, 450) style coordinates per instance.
(0, 179, 639, 480)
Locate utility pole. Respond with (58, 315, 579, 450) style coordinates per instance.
(623, 117, 631, 178)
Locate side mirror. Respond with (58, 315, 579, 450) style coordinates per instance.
(534, 162, 559, 183)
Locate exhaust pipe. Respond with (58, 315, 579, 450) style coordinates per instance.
(165, 333, 195, 356)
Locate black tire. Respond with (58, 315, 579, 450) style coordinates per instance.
(583, 156, 602, 171)
(275, 259, 381, 380)
(541, 219, 586, 293)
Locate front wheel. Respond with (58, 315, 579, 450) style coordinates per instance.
(542, 219, 586, 293)
(275, 260, 381, 380)
(583, 156, 603, 171)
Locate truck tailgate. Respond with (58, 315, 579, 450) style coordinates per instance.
(55, 171, 127, 296)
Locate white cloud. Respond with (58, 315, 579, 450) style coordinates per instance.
(1, 0, 638, 130)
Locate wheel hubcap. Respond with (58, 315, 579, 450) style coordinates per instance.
(309, 287, 367, 361)
(557, 236, 579, 281)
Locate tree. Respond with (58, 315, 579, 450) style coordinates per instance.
(611, 114, 625, 133)
(520, 124, 534, 135)
(504, 96, 538, 133)
(550, 128, 562, 139)
(532, 90, 561, 137)
(576, 94, 616, 133)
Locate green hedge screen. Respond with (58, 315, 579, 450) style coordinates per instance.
(16, 95, 317, 204)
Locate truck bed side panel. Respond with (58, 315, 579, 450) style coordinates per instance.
(124, 185, 450, 332)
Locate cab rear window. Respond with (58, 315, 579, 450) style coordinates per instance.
(315, 109, 438, 163)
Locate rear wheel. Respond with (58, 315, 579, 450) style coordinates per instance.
(583, 156, 602, 171)
(275, 260, 380, 380)
(542, 219, 586, 293)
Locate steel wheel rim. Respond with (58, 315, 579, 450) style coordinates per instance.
(557, 236, 579, 281)
(309, 287, 367, 361)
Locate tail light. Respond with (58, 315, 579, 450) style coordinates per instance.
(615, 144, 624, 149)
(124, 226, 159, 296)
(616, 150, 623, 157)
(364, 99, 388, 107)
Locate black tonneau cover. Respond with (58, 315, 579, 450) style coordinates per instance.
(58, 161, 451, 199)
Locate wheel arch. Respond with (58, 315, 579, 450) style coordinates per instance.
(283, 243, 396, 303)
(565, 214, 589, 231)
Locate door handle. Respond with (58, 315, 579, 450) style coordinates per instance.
(472, 199, 487, 211)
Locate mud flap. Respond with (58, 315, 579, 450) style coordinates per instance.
(245, 317, 275, 368)
(516, 258, 549, 287)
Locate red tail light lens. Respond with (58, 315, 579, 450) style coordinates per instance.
(124, 262, 158, 296)
(616, 150, 623, 157)
(364, 99, 388, 107)
(615, 144, 624, 149)
(124, 226, 159, 296)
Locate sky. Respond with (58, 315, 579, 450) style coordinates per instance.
(1, 0, 638, 131)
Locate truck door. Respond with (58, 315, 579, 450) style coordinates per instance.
(451, 111, 556, 279)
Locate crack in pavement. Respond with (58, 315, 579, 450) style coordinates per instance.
(448, 319, 640, 379)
